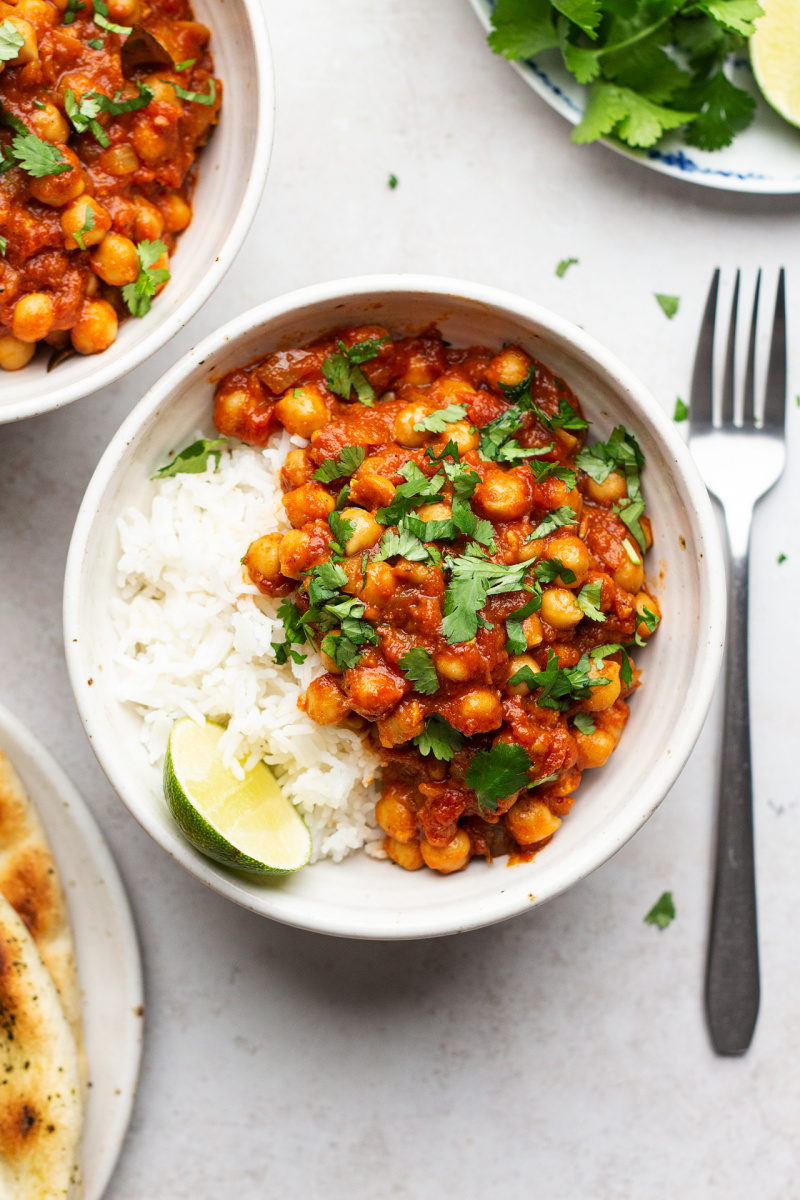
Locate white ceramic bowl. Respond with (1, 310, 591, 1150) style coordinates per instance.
(0, 0, 274, 425)
(64, 275, 726, 940)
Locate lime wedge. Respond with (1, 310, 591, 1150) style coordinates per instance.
(164, 718, 311, 875)
(751, 0, 800, 128)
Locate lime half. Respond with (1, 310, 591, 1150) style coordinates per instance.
(751, 0, 800, 128)
(164, 719, 311, 875)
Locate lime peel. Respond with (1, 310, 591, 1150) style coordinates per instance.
(164, 718, 311, 875)
(751, 0, 800, 129)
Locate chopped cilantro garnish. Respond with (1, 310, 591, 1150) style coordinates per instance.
(528, 505, 576, 541)
(576, 579, 605, 622)
(532, 397, 588, 434)
(644, 891, 675, 930)
(64, 87, 109, 147)
(322, 338, 387, 407)
(591, 643, 633, 688)
(534, 557, 576, 585)
(388, 172, 398, 188)
(639, 606, 660, 636)
(327, 510, 355, 557)
(480, 394, 554, 462)
(530, 458, 577, 488)
(5, 126, 71, 178)
(510, 649, 608, 711)
(556, 257, 578, 278)
(778, 553, 787, 565)
(73, 204, 95, 251)
(313, 445, 365, 483)
(655, 294, 680, 320)
(121, 239, 170, 318)
(573, 712, 596, 735)
(98, 83, 154, 114)
(92, 0, 131, 34)
(0, 18, 24, 61)
(465, 742, 533, 813)
(87, 37, 104, 49)
(376, 461, 445, 525)
(153, 437, 226, 478)
(271, 600, 308, 665)
(504, 590, 542, 654)
(413, 403, 468, 433)
(63, 0, 86, 23)
(0, 235, 6, 257)
(622, 537, 640, 565)
(373, 525, 430, 564)
(441, 553, 531, 645)
(174, 58, 196, 71)
(398, 647, 438, 695)
(414, 714, 463, 762)
(169, 78, 217, 106)
(306, 561, 347, 606)
(673, 397, 689, 422)
(497, 364, 535, 402)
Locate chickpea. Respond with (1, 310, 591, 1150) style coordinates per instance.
(581, 661, 621, 713)
(140, 73, 181, 107)
(485, 345, 531, 391)
(349, 472, 396, 509)
(585, 470, 627, 506)
(133, 195, 165, 243)
(61, 196, 111, 250)
(282, 482, 335, 528)
(279, 448, 313, 489)
(0, 336, 36, 371)
(420, 830, 471, 874)
(243, 533, 282, 586)
(278, 529, 315, 579)
(29, 102, 69, 144)
(107, 0, 140, 21)
(546, 535, 590, 587)
(375, 795, 418, 842)
(5, 17, 38, 63)
(133, 121, 174, 165)
(28, 146, 84, 206)
(303, 675, 351, 725)
(435, 419, 478, 454)
(160, 191, 192, 233)
(70, 299, 118, 355)
(434, 644, 477, 682)
(429, 377, 476, 404)
(377, 698, 425, 747)
(274, 385, 329, 438)
(392, 400, 431, 448)
(613, 556, 644, 595)
(565, 486, 583, 521)
(339, 507, 385, 555)
(14, 0, 58, 26)
(361, 561, 396, 607)
(416, 501, 450, 524)
(507, 654, 540, 696)
(475, 469, 531, 521)
(11, 292, 53, 343)
(634, 591, 661, 640)
(540, 587, 582, 631)
(512, 536, 546, 564)
(522, 612, 543, 648)
(385, 836, 424, 871)
(505, 798, 561, 846)
(98, 144, 140, 176)
(346, 665, 406, 718)
(575, 728, 616, 769)
(451, 686, 504, 734)
(90, 233, 140, 287)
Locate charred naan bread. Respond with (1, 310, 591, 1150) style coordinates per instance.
(0, 752, 83, 1071)
(0, 890, 83, 1198)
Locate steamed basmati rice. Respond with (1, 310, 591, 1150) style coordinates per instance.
(111, 431, 384, 863)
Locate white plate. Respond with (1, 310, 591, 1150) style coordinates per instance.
(468, 0, 800, 193)
(0, 703, 143, 1199)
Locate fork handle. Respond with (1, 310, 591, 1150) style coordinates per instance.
(705, 543, 760, 1055)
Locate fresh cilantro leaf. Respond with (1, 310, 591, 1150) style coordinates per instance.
(87, 37, 104, 48)
(616, 497, 647, 552)
(169, 78, 217, 106)
(64, 87, 110, 147)
(591, 642, 633, 688)
(376, 462, 445, 525)
(153, 437, 226, 478)
(505, 590, 542, 654)
(465, 742, 533, 813)
(556, 256, 578, 277)
(480, 403, 555, 463)
(655, 293, 680, 319)
(414, 714, 463, 762)
(425, 439, 461, 466)
(121, 239, 170, 318)
(322, 339, 383, 407)
(512, 649, 608, 710)
(306, 560, 347, 606)
(373, 525, 430, 563)
(532, 397, 588, 433)
(528, 505, 577, 540)
(572, 82, 696, 149)
(534, 557, 576, 584)
(552, 0, 602, 38)
(0, 235, 6, 257)
(697, 0, 763, 35)
(497, 363, 535, 402)
(673, 397, 689, 421)
(327, 510, 355, 556)
(398, 647, 439, 695)
(320, 631, 363, 670)
(271, 599, 308, 665)
(313, 445, 365, 483)
(573, 711, 596, 735)
(174, 57, 196, 71)
(98, 83, 154, 115)
(388, 172, 398, 188)
(441, 553, 530, 644)
(644, 891, 675, 929)
(73, 204, 95, 251)
(342, 336, 388, 365)
(0, 18, 24, 60)
(639, 605, 660, 635)
(488, 0, 559, 59)
(530, 459, 578, 488)
(622, 537, 641, 565)
(92, 0, 131, 33)
(677, 70, 756, 152)
(576, 579, 605, 622)
(63, 0, 86, 24)
(778, 553, 787, 565)
(9, 129, 71, 178)
(562, 35, 602, 84)
(413, 403, 468, 433)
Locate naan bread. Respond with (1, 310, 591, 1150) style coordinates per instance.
(0, 890, 83, 1198)
(0, 752, 83, 1073)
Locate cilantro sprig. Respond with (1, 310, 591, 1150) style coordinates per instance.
(121, 239, 170, 318)
(414, 714, 463, 762)
(0, 19, 24, 62)
(509, 649, 609, 711)
(413, 403, 468, 433)
(153, 437, 226, 478)
(465, 742, 533, 813)
(398, 647, 439, 695)
(1, 114, 71, 178)
(322, 337, 388, 407)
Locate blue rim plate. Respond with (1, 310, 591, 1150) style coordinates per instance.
(469, 0, 800, 194)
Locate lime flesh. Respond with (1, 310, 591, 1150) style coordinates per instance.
(751, 0, 800, 128)
(164, 719, 311, 875)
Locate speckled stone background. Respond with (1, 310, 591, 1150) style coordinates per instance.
(1, 1, 799, 1196)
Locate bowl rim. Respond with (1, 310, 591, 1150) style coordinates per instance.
(64, 274, 727, 939)
(1, 0, 275, 425)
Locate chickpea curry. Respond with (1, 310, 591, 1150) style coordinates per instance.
(213, 327, 662, 876)
(0, 0, 221, 372)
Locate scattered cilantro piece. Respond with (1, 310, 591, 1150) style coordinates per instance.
(64, 87, 109, 147)
(577, 425, 644, 486)
(8, 128, 71, 178)
(528, 505, 576, 541)
(87, 37, 104, 48)
(306, 560, 347, 607)
(63, 0, 86, 23)
(639, 606, 660, 636)
(576, 579, 605, 622)
(673, 397, 689, 422)
(441, 553, 530, 645)
(572, 83, 697, 150)
(488, 0, 559, 59)
(322, 338, 387, 407)
(644, 891, 675, 930)
(591, 642, 633, 688)
(0, 234, 6, 257)
(534, 557, 576, 585)
(573, 712, 596, 735)
(121, 239, 170, 318)
(0, 18, 24, 60)
(556, 256, 578, 278)
(73, 204, 95, 251)
(398, 647, 438, 695)
(778, 553, 787, 564)
(413, 403, 468, 433)
(414, 714, 463, 762)
(376, 462, 445, 525)
(677, 69, 756, 152)
(465, 742, 533, 813)
(92, 0, 131, 34)
(616, 497, 647, 553)
(505, 591, 542, 654)
(498, 363, 535, 402)
(153, 437, 226, 478)
(530, 458, 577, 488)
(373, 525, 430, 564)
(98, 83, 154, 115)
(169, 78, 217, 106)
(174, 57, 196, 71)
(655, 293, 680, 319)
(388, 172, 398, 188)
(532, 397, 588, 433)
(313, 445, 365, 483)
(271, 600, 308, 665)
(327, 510, 355, 557)
(622, 537, 641, 565)
(510, 649, 608, 710)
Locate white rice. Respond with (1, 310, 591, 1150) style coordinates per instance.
(111, 431, 384, 863)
